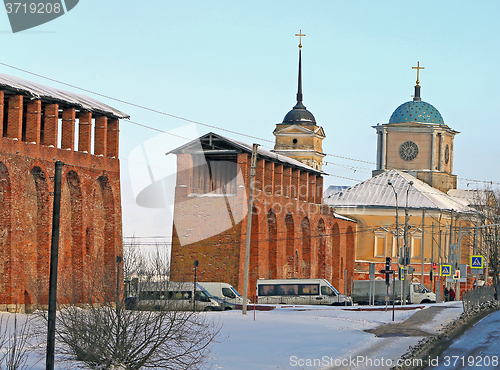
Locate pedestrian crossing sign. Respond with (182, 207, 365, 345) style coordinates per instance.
(440, 265, 452, 276)
(470, 255, 483, 269)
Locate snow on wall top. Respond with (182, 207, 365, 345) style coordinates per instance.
(0, 72, 129, 119)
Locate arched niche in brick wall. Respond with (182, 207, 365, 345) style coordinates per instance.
(317, 218, 326, 279)
(249, 205, 260, 288)
(96, 175, 116, 291)
(267, 209, 277, 279)
(0, 162, 11, 304)
(301, 217, 311, 278)
(30, 166, 50, 305)
(346, 225, 355, 295)
(67, 170, 83, 302)
(285, 213, 294, 278)
(331, 223, 341, 289)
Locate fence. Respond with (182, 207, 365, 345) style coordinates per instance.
(462, 285, 498, 312)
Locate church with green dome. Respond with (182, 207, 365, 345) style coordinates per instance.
(372, 62, 459, 193)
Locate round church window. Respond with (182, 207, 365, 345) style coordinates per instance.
(399, 141, 419, 161)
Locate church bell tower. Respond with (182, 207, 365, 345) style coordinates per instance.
(272, 31, 326, 171)
(372, 62, 459, 193)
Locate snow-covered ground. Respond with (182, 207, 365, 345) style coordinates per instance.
(0, 301, 463, 370)
(209, 302, 463, 370)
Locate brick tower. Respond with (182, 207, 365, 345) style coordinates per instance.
(0, 73, 128, 312)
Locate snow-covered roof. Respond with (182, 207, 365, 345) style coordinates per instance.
(0, 72, 129, 119)
(168, 132, 324, 175)
(324, 169, 473, 213)
(448, 189, 496, 208)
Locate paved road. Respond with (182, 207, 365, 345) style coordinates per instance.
(326, 305, 462, 370)
(425, 309, 500, 370)
(365, 306, 451, 337)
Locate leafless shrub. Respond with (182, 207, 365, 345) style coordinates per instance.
(0, 315, 39, 370)
(39, 239, 219, 370)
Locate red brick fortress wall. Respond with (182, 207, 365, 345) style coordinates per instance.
(0, 92, 123, 312)
(170, 150, 357, 298)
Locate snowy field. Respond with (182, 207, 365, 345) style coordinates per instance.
(0, 302, 463, 370)
(209, 302, 463, 370)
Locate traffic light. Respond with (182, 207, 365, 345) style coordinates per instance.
(385, 257, 391, 285)
(399, 266, 405, 280)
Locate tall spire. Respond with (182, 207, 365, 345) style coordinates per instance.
(294, 30, 306, 109)
(412, 61, 424, 102)
(280, 30, 316, 125)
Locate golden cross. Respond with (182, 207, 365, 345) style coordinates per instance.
(412, 61, 425, 86)
(295, 30, 306, 49)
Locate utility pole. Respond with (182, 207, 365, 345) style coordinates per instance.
(242, 144, 259, 315)
(46, 160, 63, 370)
(475, 210, 479, 288)
(193, 260, 198, 312)
(431, 222, 435, 292)
(421, 209, 425, 285)
(457, 223, 462, 300)
(439, 229, 443, 300)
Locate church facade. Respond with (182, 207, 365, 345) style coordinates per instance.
(326, 65, 478, 298)
(0, 73, 128, 312)
(169, 40, 356, 297)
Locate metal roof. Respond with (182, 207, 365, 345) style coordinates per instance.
(168, 132, 323, 175)
(448, 189, 496, 208)
(324, 169, 473, 213)
(0, 72, 129, 119)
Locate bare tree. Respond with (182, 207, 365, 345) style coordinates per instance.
(40, 239, 220, 370)
(460, 187, 500, 294)
(0, 315, 39, 370)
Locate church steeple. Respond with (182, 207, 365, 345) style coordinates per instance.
(281, 30, 316, 125)
(295, 48, 305, 109)
(272, 30, 326, 171)
(295, 30, 305, 109)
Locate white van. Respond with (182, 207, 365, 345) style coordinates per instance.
(136, 281, 224, 311)
(198, 282, 248, 309)
(256, 278, 352, 306)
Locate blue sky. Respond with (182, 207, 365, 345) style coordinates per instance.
(1, 1, 499, 239)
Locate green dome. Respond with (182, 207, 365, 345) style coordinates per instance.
(389, 101, 444, 124)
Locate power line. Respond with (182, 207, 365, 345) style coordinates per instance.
(3, 61, 499, 187)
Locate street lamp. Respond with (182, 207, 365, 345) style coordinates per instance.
(388, 180, 413, 305)
(404, 181, 414, 268)
(388, 181, 399, 266)
(403, 181, 414, 304)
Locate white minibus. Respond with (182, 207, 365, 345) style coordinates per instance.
(197, 282, 249, 309)
(136, 281, 224, 311)
(256, 278, 352, 306)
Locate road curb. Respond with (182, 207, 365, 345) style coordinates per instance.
(390, 301, 500, 370)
